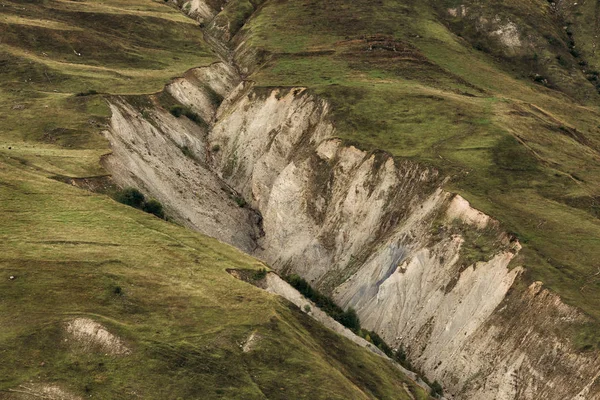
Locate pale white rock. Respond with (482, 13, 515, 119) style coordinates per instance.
(206, 84, 600, 399)
(66, 318, 130, 355)
(491, 21, 522, 48)
(446, 194, 490, 228)
(180, 0, 223, 22)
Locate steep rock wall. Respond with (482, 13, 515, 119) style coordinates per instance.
(207, 84, 600, 399)
(103, 64, 261, 252)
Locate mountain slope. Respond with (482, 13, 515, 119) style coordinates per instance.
(4, 0, 600, 399)
(0, 1, 430, 399)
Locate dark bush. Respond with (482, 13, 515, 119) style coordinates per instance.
(338, 308, 360, 332)
(362, 329, 394, 356)
(430, 381, 444, 398)
(142, 199, 165, 219)
(115, 187, 166, 219)
(169, 105, 203, 124)
(233, 196, 247, 207)
(285, 274, 361, 332)
(116, 187, 145, 208)
(75, 89, 98, 97)
(252, 268, 267, 280)
(183, 109, 202, 123)
(169, 105, 185, 117)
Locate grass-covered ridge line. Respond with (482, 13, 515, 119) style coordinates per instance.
(236, 0, 600, 348)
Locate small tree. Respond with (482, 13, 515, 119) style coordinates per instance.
(430, 381, 443, 398)
(143, 199, 165, 219)
(117, 187, 145, 208)
(339, 307, 360, 332)
(169, 105, 185, 117)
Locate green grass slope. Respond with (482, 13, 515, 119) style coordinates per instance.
(0, 162, 428, 399)
(1, 0, 215, 177)
(236, 0, 600, 350)
(0, 0, 430, 398)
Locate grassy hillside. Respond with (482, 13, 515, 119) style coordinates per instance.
(0, 162, 428, 399)
(0, 0, 430, 398)
(1, 0, 215, 177)
(238, 0, 600, 349)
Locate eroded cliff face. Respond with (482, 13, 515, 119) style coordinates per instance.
(101, 2, 600, 399)
(205, 83, 600, 399)
(103, 64, 262, 253)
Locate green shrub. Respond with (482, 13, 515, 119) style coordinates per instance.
(252, 268, 267, 280)
(169, 105, 203, 124)
(338, 308, 360, 332)
(430, 381, 443, 398)
(361, 329, 394, 357)
(75, 89, 98, 97)
(285, 274, 360, 332)
(233, 196, 247, 207)
(114, 188, 166, 219)
(116, 187, 145, 208)
(143, 199, 165, 219)
(169, 105, 185, 117)
(183, 109, 202, 124)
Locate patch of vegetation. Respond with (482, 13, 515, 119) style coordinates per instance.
(285, 274, 361, 332)
(233, 195, 247, 208)
(252, 268, 267, 281)
(169, 105, 204, 124)
(429, 380, 444, 398)
(75, 90, 99, 97)
(114, 187, 165, 219)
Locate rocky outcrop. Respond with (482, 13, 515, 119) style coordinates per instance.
(205, 85, 528, 398)
(65, 318, 130, 356)
(176, 0, 227, 24)
(449, 282, 600, 400)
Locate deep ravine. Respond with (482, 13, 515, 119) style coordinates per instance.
(101, 1, 600, 399)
